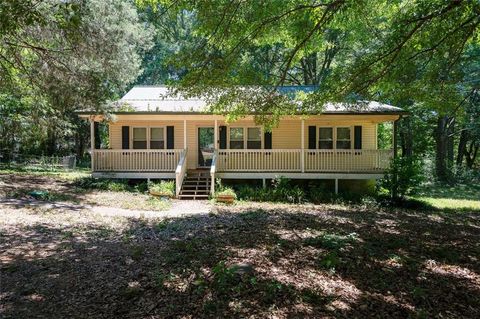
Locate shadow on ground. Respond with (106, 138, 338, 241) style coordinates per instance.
(1, 204, 479, 318)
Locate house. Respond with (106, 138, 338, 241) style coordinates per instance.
(78, 85, 407, 199)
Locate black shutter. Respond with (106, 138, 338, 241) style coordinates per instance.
(219, 126, 227, 149)
(94, 122, 101, 149)
(166, 126, 174, 149)
(264, 131, 272, 149)
(308, 126, 316, 149)
(121, 126, 129, 149)
(354, 125, 362, 149)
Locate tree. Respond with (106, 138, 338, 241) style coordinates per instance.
(0, 0, 153, 158)
(137, 0, 479, 182)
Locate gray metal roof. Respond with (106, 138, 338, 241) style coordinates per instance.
(113, 85, 406, 114)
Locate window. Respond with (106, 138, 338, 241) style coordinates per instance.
(150, 127, 165, 149)
(230, 128, 244, 149)
(318, 127, 333, 149)
(133, 127, 147, 149)
(247, 127, 261, 149)
(336, 127, 351, 149)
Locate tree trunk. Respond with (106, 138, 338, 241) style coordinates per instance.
(447, 118, 455, 166)
(465, 141, 479, 169)
(456, 129, 468, 166)
(400, 117, 413, 157)
(435, 115, 449, 182)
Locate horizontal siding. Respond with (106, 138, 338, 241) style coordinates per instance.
(107, 117, 391, 169)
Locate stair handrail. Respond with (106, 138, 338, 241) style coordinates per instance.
(175, 148, 188, 197)
(210, 150, 217, 195)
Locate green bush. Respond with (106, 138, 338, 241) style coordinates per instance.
(74, 177, 149, 193)
(308, 182, 336, 203)
(215, 187, 237, 198)
(75, 177, 130, 192)
(379, 156, 424, 199)
(149, 180, 175, 197)
(214, 180, 237, 200)
(234, 177, 305, 204)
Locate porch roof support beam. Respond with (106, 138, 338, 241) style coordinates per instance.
(183, 119, 187, 149)
(214, 119, 218, 149)
(90, 119, 95, 172)
(301, 119, 305, 173)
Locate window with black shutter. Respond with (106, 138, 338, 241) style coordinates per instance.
(219, 126, 227, 149)
(133, 127, 147, 149)
(354, 126, 362, 149)
(122, 126, 129, 149)
(166, 126, 174, 149)
(318, 127, 333, 149)
(264, 131, 272, 149)
(247, 127, 261, 149)
(308, 126, 316, 149)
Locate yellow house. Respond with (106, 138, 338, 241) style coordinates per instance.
(78, 86, 406, 199)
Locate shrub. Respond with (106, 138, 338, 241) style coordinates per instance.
(379, 156, 424, 200)
(74, 177, 130, 192)
(234, 177, 305, 204)
(308, 182, 336, 203)
(215, 187, 237, 199)
(214, 180, 237, 200)
(149, 180, 175, 197)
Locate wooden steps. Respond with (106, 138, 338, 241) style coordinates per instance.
(178, 170, 210, 200)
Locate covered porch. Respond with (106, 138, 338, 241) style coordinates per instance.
(87, 114, 398, 196)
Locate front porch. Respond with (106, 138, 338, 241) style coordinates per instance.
(90, 148, 393, 195)
(92, 149, 392, 174)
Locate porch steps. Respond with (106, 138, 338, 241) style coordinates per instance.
(178, 170, 210, 200)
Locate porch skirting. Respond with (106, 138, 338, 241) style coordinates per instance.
(91, 171, 382, 180)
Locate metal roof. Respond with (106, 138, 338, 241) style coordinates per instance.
(93, 85, 407, 115)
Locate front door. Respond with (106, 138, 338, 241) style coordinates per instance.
(198, 127, 214, 167)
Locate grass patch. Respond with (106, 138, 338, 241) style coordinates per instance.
(414, 196, 480, 210)
(413, 182, 480, 211)
(0, 165, 90, 181)
(88, 191, 171, 211)
(304, 232, 359, 250)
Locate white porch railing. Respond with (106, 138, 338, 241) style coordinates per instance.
(303, 149, 393, 172)
(175, 149, 188, 197)
(217, 149, 302, 172)
(92, 149, 183, 172)
(210, 150, 217, 195)
(216, 149, 393, 173)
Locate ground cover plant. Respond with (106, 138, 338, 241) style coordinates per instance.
(1, 193, 479, 318)
(148, 180, 175, 197)
(0, 169, 171, 211)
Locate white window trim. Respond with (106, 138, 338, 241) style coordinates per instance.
(318, 126, 334, 149)
(317, 126, 353, 150)
(149, 126, 166, 149)
(131, 126, 166, 149)
(335, 126, 352, 150)
(228, 126, 263, 149)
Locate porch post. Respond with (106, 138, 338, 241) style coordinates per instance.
(214, 119, 218, 149)
(301, 119, 305, 172)
(334, 179, 339, 194)
(393, 119, 399, 158)
(183, 119, 187, 149)
(90, 119, 95, 171)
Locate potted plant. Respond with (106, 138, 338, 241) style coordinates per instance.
(149, 180, 175, 198)
(215, 187, 237, 204)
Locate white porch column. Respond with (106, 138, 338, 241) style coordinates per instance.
(214, 119, 218, 149)
(183, 119, 187, 149)
(90, 119, 95, 171)
(301, 119, 305, 173)
(334, 179, 339, 194)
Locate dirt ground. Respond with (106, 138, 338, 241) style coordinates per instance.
(1, 174, 479, 318)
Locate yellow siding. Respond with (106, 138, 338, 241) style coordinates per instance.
(107, 114, 397, 169)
